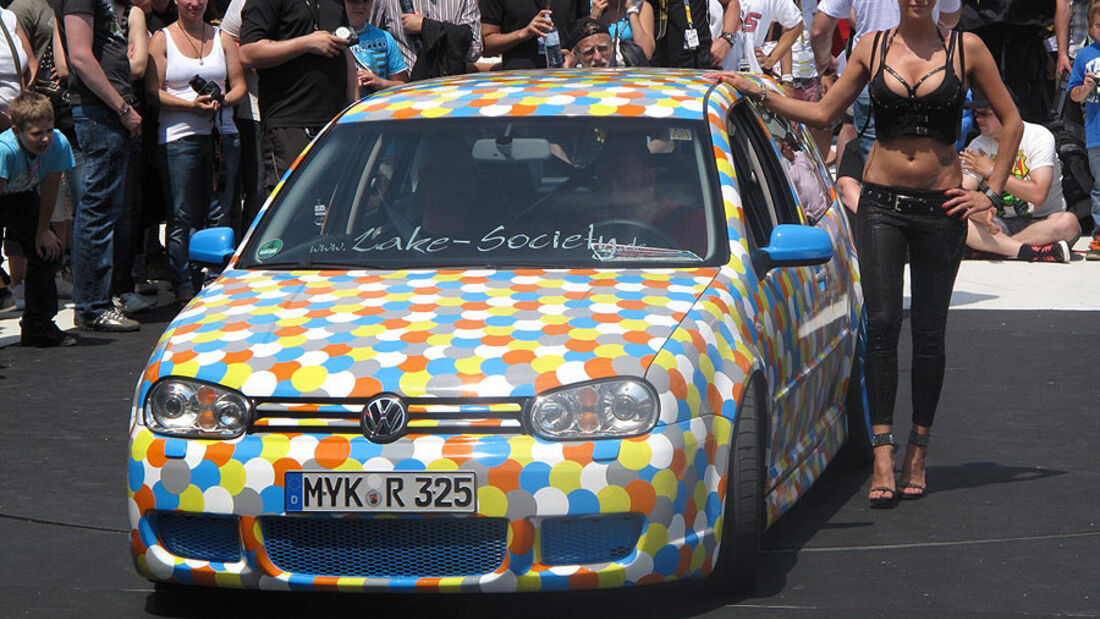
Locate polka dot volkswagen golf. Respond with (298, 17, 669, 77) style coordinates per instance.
(128, 69, 869, 594)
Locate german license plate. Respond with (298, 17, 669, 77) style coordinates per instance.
(284, 471, 477, 513)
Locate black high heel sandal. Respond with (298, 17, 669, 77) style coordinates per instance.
(900, 430, 930, 500)
(868, 433, 899, 509)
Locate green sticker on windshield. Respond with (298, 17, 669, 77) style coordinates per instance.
(257, 239, 283, 260)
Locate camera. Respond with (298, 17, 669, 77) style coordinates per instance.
(333, 26, 359, 46)
(189, 75, 224, 104)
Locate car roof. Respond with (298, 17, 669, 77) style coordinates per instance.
(338, 68, 735, 124)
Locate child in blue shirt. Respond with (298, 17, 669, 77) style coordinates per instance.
(1068, 1, 1100, 260)
(0, 92, 77, 347)
(345, 0, 409, 95)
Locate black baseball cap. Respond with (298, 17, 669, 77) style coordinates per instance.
(968, 86, 991, 110)
(572, 18, 610, 45)
(967, 86, 1019, 110)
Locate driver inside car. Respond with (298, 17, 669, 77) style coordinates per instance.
(593, 139, 706, 250)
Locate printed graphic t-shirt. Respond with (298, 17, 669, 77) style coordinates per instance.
(0, 129, 76, 195)
(351, 23, 407, 78)
(966, 122, 1065, 219)
(740, 0, 802, 49)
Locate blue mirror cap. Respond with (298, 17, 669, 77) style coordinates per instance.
(761, 224, 833, 267)
(189, 227, 236, 266)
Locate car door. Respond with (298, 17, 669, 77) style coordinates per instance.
(725, 100, 836, 485)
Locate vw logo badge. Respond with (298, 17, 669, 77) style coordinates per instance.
(362, 394, 407, 443)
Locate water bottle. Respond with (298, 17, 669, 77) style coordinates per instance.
(544, 24, 563, 68)
(399, 0, 414, 13)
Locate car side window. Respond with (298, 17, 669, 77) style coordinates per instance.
(739, 100, 832, 225)
(727, 102, 801, 248)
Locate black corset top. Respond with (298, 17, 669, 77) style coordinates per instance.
(868, 28, 966, 144)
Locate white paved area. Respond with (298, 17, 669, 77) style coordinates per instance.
(2, 237, 1096, 348)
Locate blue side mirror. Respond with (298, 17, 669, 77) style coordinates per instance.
(756, 224, 833, 272)
(189, 227, 236, 268)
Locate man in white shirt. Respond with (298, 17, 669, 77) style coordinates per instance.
(961, 91, 1081, 263)
(739, 0, 802, 73)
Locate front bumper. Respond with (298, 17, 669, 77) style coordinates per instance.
(127, 416, 732, 592)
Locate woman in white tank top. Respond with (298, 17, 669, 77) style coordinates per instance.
(146, 0, 246, 300)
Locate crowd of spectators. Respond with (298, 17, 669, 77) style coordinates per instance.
(0, 0, 1095, 348)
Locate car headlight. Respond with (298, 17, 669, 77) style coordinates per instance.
(144, 378, 252, 438)
(529, 378, 659, 440)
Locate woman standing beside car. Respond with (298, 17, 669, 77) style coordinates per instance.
(146, 0, 244, 302)
(708, 0, 1022, 507)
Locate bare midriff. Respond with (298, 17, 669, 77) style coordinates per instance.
(862, 135, 963, 191)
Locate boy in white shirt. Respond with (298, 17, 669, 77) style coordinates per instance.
(961, 90, 1081, 263)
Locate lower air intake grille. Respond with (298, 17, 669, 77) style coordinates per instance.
(154, 511, 242, 563)
(260, 516, 509, 577)
(541, 514, 643, 565)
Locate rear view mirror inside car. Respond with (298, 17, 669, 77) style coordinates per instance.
(472, 137, 551, 162)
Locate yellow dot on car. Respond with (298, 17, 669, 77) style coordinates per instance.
(291, 366, 327, 392)
(618, 440, 652, 471)
(478, 486, 508, 517)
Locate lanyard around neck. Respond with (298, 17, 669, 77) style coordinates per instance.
(303, 0, 321, 30)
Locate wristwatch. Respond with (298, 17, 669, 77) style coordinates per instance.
(720, 31, 736, 46)
(117, 101, 131, 117)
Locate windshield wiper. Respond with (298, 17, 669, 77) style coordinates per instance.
(245, 262, 385, 271)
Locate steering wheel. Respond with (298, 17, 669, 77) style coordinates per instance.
(592, 218, 678, 249)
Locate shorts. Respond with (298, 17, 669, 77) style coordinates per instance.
(992, 215, 1037, 236)
(836, 139, 865, 181)
(788, 77, 821, 103)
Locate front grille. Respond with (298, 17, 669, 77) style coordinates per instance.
(260, 516, 509, 577)
(153, 511, 242, 563)
(541, 514, 643, 565)
(250, 396, 528, 435)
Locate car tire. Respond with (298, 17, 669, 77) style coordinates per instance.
(836, 317, 873, 468)
(710, 378, 766, 596)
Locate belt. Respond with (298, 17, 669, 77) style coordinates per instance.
(861, 184, 947, 216)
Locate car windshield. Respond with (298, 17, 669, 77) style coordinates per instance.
(238, 118, 725, 269)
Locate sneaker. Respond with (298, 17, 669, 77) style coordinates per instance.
(56, 265, 74, 299)
(135, 279, 160, 296)
(20, 321, 77, 347)
(1026, 241, 1071, 263)
(0, 288, 15, 313)
(174, 284, 196, 304)
(1087, 234, 1100, 261)
(114, 292, 155, 314)
(79, 307, 141, 332)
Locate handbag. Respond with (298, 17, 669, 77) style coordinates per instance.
(29, 38, 69, 108)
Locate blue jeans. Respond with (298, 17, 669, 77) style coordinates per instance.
(71, 104, 132, 319)
(1087, 146, 1100, 234)
(160, 132, 241, 293)
(853, 84, 876, 160)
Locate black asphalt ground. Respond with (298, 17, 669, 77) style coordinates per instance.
(1, 308, 1097, 618)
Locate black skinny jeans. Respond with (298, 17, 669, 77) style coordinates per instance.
(854, 183, 967, 429)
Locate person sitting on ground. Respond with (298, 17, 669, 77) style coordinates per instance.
(564, 18, 613, 67)
(345, 0, 408, 95)
(961, 89, 1081, 263)
(0, 92, 77, 347)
